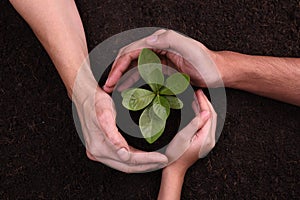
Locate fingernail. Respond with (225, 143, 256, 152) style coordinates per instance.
(117, 148, 130, 161)
(147, 35, 158, 43)
(200, 110, 210, 120)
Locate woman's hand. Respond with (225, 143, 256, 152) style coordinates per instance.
(158, 90, 217, 200)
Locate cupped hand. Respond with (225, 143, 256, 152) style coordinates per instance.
(104, 29, 223, 93)
(164, 89, 217, 173)
(72, 69, 168, 173)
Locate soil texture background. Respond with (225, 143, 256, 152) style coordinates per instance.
(1, 0, 300, 199)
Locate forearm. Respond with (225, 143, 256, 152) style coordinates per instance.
(10, 0, 92, 98)
(158, 166, 186, 200)
(215, 51, 300, 106)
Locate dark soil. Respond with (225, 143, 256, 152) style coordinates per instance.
(1, 0, 300, 199)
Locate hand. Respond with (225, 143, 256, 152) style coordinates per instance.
(110, 60, 217, 167)
(157, 90, 217, 200)
(104, 29, 223, 93)
(165, 89, 217, 173)
(72, 66, 168, 173)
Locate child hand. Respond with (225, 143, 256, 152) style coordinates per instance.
(165, 89, 217, 173)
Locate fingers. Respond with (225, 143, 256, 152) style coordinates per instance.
(192, 99, 200, 115)
(151, 29, 167, 35)
(146, 30, 194, 58)
(193, 89, 217, 158)
(194, 90, 210, 112)
(128, 148, 168, 165)
(88, 146, 168, 173)
(104, 29, 176, 93)
(94, 104, 168, 165)
(197, 122, 215, 158)
(116, 68, 140, 92)
(199, 92, 217, 158)
(94, 103, 130, 157)
(103, 49, 141, 93)
(165, 111, 210, 162)
(99, 157, 166, 173)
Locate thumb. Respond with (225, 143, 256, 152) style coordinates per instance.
(96, 109, 130, 161)
(146, 30, 194, 58)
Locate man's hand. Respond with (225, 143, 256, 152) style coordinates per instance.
(73, 84, 168, 173)
(105, 29, 300, 105)
(104, 29, 224, 93)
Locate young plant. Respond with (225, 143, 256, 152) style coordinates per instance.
(121, 48, 190, 144)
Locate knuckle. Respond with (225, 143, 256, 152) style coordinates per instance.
(152, 29, 166, 36)
(129, 157, 139, 166)
(86, 150, 97, 161)
(166, 29, 175, 35)
(86, 151, 93, 160)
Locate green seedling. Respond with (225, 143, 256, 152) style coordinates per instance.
(121, 48, 190, 144)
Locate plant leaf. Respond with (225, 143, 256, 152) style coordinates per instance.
(145, 126, 165, 144)
(148, 69, 164, 92)
(139, 105, 166, 144)
(121, 88, 135, 98)
(165, 96, 183, 109)
(153, 96, 170, 120)
(138, 48, 164, 92)
(158, 86, 174, 96)
(160, 73, 190, 95)
(122, 88, 155, 111)
(138, 48, 161, 67)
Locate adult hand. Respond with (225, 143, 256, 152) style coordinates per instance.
(104, 29, 223, 93)
(72, 66, 168, 173)
(165, 89, 217, 170)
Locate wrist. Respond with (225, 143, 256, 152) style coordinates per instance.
(163, 163, 187, 178)
(213, 51, 251, 88)
(71, 80, 98, 100)
(69, 61, 101, 102)
(158, 165, 186, 200)
(201, 48, 237, 88)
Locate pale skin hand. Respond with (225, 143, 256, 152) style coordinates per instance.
(10, 0, 168, 173)
(104, 29, 300, 106)
(158, 90, 216, 200)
